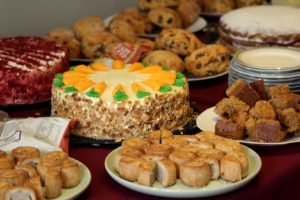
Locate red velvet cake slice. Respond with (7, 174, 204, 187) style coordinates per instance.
(0, 36, 69, 104)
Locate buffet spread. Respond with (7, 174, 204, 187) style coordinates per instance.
(0, 0, 300, 199)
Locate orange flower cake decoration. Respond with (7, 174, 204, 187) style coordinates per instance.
(53, 59, 185, 101)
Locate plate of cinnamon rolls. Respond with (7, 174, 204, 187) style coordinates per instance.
(0, 146, 91, 200)
(104, 130, 261, 198)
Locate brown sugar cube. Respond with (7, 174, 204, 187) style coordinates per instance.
(250, 79, 267, 100)
(249, 100, 276, 120)
(250, 119, 286, 142)
(215, 119, 245, 140)
(267, 84, 290, 99)
(226, 79, 260, 106)
(277, 108, 300, 133)
(214, 96, 250, 119)
(269, 93, 300, 110)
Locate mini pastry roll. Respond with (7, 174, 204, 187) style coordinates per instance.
(11, 146, 40, 163)
(37, 159, 62, 185)
(0, 181, 13, 200)
(144, 144, 173, 157)
(118, 157, 142, 182)
(193, 157, 220, 180)
(114, 147, 143, 173)
(189, 141, 214, 150)
(4, 187, 36, 200)
(148, 129, 173, 144)
(168, 151, 196, 177)
(173, 135, 198, 144)
(215, 139, 244, 153)
(180, 161, 211, 187)
(162, 138, 188, 150)
(0, 155, 14, 170)
(23, 176, 43, 200)
(122, 137, 151, 152)
(137, 160, 156, 186)
(142, 154, 167, 162)
(226, 151, 249, 178)
(156, 159, 177, 187)
(196, 149, 224, 161)
(0, 169, 27, 186)
(61, 159, 81, 188)
(195, 131, 224, 145)
(15, 164, 38, 178)
(220, 154, 243, 182)
(43, 151, 68, 165)
(45, 169, 62, 199)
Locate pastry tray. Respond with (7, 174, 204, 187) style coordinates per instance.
(69, 105, 201, 148)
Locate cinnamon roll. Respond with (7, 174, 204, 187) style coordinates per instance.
(114, 147, 143, 173)
(11, 146, 40, 163)
(156, 159, 177, 187)
(215, 139, 244, 153)
(61, 159, 81, 188)
(23, 176, 43, 200)
(144, 144, 173, 157)
(168, 151, 196, 177)
(137, 160, 156, 187)
(118, 157, 142, 182)
(148, 129, 173, 144)
(180, 161, 211, 187)
(15, 164, 38, 178)
(122, 137, 151, 152)
(45, 169, 62, 199)
(0, 169, 27, 186)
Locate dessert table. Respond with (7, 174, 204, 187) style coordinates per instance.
(4, 75, 300, 200)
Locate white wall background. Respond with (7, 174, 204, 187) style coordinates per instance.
(0, 0, 139, 37)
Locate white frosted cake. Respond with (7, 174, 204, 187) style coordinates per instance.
(219, 5, 300, 50)
(51, 58, 191, 140)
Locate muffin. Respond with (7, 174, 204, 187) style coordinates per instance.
(109, 18, 138, 43)
(201, 0, 235, 14)
(81, 31, 120, 59)
(185, 44, 231, 77)
(73, 16, 105, 40)
(177, 0, 201, 28)
(142, 50, 184, 71)
(46, 28, 81, 59)
(138, 0, 179, 11)
(148, 7, 182, 29)
(155, 28, 204, 56)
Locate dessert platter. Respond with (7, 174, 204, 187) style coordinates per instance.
(197, 78, 300, 146)
(104, 131, 262, 198)
(0, 146, 91, 200)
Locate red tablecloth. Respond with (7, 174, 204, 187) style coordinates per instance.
(4, 75, 300, 200)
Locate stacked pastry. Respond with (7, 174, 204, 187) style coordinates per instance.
(0, 147, 81, 199)
(214, 79, 300, 142)
(115, 130, 249, 188)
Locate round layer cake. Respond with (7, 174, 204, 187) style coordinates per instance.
(219, 5, 300, 51)
(0, 36, 69, 105)
(51, 59, 191, 140)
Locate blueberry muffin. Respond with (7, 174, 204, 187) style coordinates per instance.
(155, 28, 204, 56)
(185, 44, 232, 77)
(142, 50, 184, 71)
(138, 0, 179, 11)
(46, 28, 81, 58)
(177, 0, 201, 28)
(73, 16, 105, 40)
(148, 7, 182, 29)
(109, 18, 138, 43)
(81, 31, 120, 59)
(201, 0, 235, 14)
(113, 13, 153, 35)
(235, 0, 264, 8)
